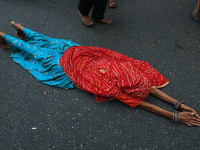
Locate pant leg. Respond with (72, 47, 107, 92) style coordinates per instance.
(23, 28, 51, 42)
(78, 0, 93, 16)
(4, 34, 37, 55)
(92, 0, 107, 20)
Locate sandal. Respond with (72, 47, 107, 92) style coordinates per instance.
(109, 0, 117, 8)
(192, 0, 200, 21)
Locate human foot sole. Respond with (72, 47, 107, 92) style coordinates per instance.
(0, 32, 9, 49)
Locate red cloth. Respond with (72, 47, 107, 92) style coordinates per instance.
(60, 46, 169, 108)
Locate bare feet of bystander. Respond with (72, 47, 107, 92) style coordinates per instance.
(78, 10, 93, 26)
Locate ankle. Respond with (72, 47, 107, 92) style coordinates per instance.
(10, 21, 24, 31)
(0, 32, 5, 38)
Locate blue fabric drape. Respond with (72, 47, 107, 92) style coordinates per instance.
(4, 28, 80, 89)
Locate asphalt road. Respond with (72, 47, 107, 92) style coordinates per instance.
(0, 0, 200, 150)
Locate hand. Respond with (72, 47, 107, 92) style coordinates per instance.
(179, 112, 200, 127)
(180, 104, 200, 119)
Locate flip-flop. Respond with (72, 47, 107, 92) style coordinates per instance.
(192, 0, 200, 21)
(109, 0, 117, 8)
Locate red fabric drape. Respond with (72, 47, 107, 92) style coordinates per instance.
(60, 46, 169, 108)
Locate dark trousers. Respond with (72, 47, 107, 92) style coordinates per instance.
(78, 0, 107, 20)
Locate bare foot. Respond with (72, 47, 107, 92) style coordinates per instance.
(10, 21, 25, 40)
(109, 0, 117, 8)
(0, 31, 9, 49)
(92, 18, 112, 24)
(78, 10, 93, 26)
(0, 31, 5, 38)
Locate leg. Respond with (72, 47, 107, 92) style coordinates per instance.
(4, 34, 37, 55)
(10, 21, 25, 40)
(78, 0, 94, 26)
(193, 0, 200, 21)
(92, 0, 112, 24)
(10, 21, 50, 42)
(78, 0, 93, 16)
(10, 21, 79, 54)
(196, 0, 200, 18)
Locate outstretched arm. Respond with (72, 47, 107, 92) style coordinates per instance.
(116, 88, 200, 126)
(138, 101, 173, 119)
(138, 101, 200, 126)
(150, 88, 177, 105)
(150, 88, 200, 119)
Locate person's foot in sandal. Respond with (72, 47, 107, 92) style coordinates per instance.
(192, 0, 200, 21)
(0, 31, 10, 49)
(10, 21, 25, 39)
(92, 18, 112, 24)
(78, 10, 93, 26)
(109, 0, 117, 8)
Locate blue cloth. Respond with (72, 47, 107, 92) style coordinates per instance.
(4, 28, 80, 89)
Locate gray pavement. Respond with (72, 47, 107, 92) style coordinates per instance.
(0, 0, 200, 149)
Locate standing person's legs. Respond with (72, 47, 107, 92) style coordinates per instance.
(196, 0, 200, 17)
(78, 0, 94, 26)
(78, 0, 93, 16)
(92, 0, 112, 24)
(193, 0, 200, 21)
